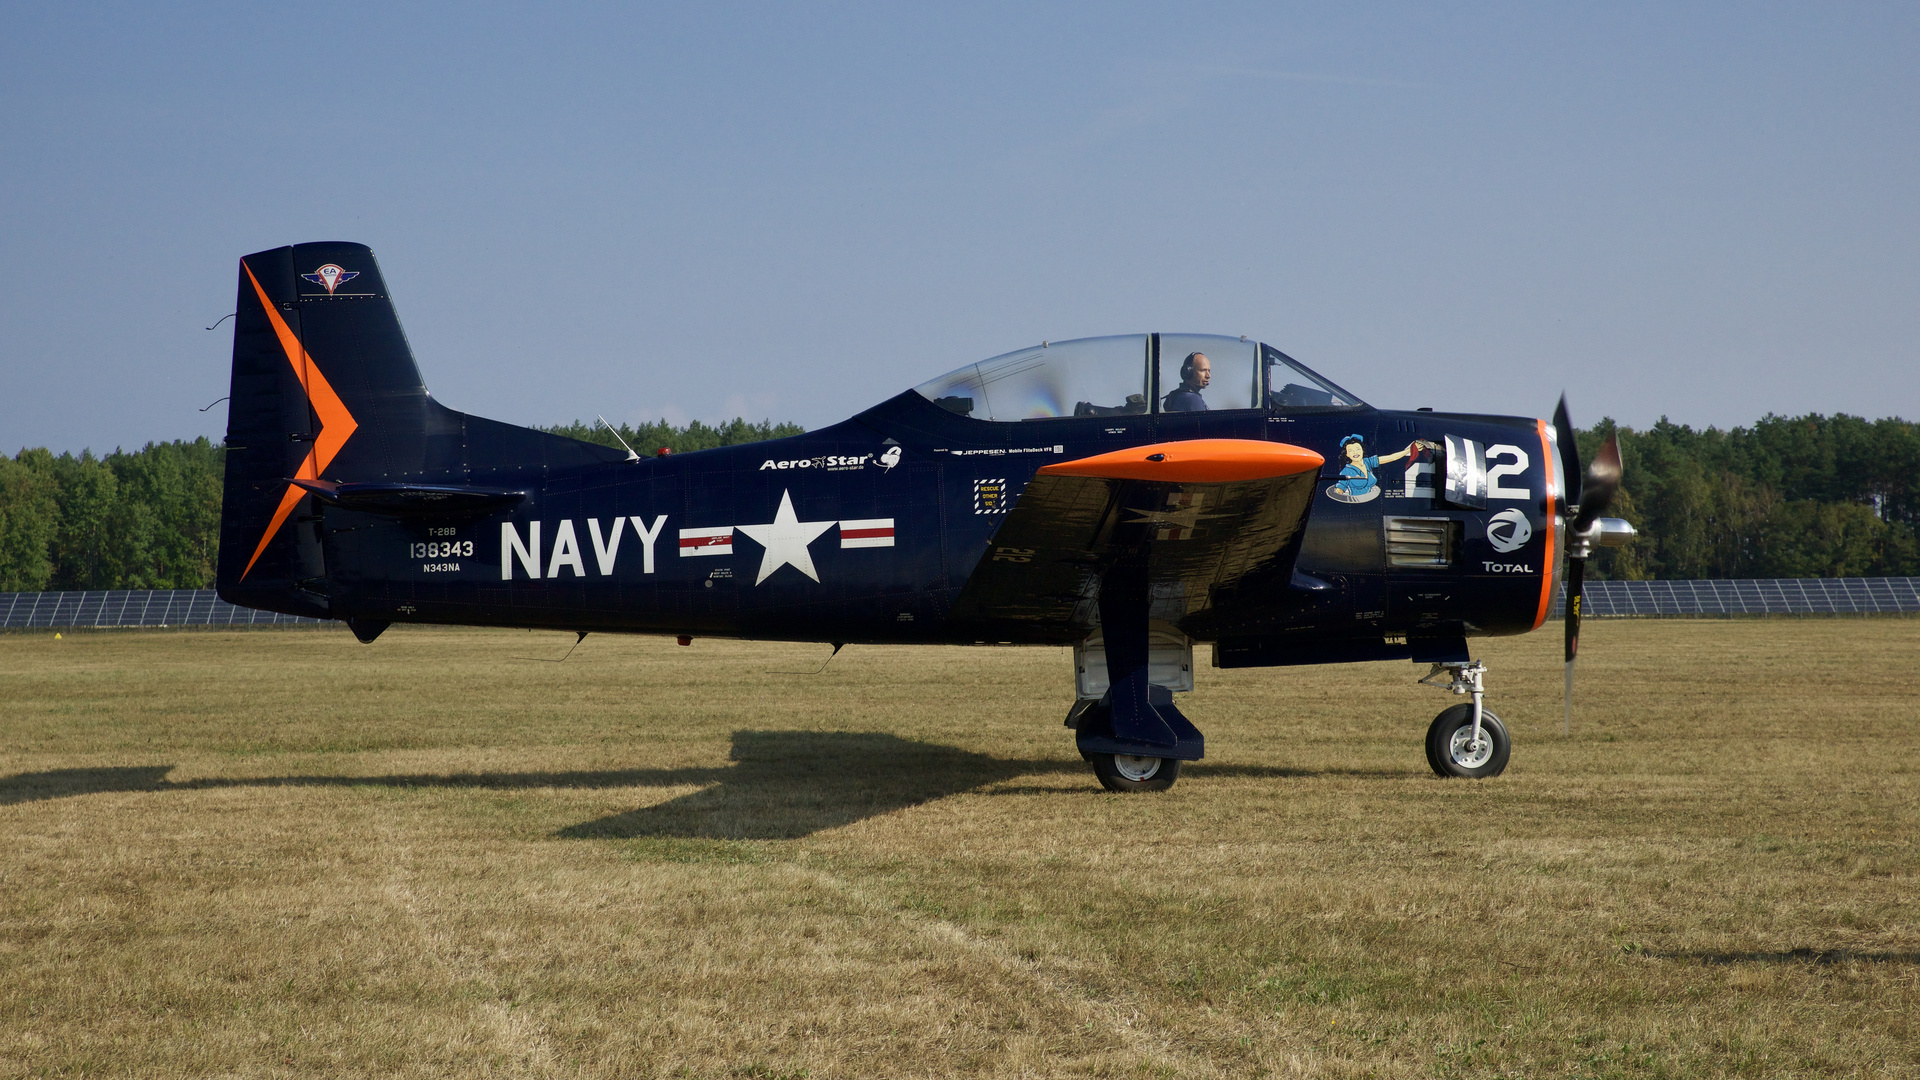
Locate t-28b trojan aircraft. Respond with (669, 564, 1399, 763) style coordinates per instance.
(218, 242, 1633, 792)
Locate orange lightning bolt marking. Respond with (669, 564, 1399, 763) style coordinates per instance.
(238, 260, 359, 581)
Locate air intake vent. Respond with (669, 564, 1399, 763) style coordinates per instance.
(1384, 516, 1457, 568)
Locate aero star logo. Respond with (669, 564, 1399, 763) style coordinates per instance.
(301, 264, 360, 294)
(757, 448, 903, 472)
(760, 454, 872, 471)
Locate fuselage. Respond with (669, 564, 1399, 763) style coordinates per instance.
(317, 389, 1564, 655)
(215, 245, 1586, 785)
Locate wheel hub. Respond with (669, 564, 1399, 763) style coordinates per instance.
(1447, 726, 1493, 768)
(1112, 754, 1163, 782)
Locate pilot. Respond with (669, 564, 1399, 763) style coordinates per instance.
(1163, 352, 1211, 412)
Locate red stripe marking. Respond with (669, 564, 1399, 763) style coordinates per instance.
(680, 534, 731, 548)
(840, 528, 894, 540)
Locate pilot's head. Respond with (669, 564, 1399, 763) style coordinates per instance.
(1180, 352, 1211, 389)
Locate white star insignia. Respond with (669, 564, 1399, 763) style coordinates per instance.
(1124, 496, 1225, 531)
(1124, 505, 1208, 529)
(734, 489, 837, 584)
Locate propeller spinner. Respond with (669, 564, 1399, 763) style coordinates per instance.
(1553, 396, 1633, 733)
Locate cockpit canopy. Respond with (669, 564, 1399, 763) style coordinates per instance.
(911, 333, 1364, 422)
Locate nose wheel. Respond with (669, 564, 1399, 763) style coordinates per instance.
(1426, 704, 1510, 777)
(1419, 660, 1510, 778)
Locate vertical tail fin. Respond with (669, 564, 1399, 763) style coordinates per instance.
(217, 242, 439, 614)
(216, 242, 625, 617)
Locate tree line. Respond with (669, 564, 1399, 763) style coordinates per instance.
(0, 413, 1913, 591)
(0, 439, 226, 592)
(539, 417, 806, 456)
(1576, 414, 1919, 580)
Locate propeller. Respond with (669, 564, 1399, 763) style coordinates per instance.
(1553, 396, 1624, 734)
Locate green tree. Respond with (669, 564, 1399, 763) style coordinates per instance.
(0, 449, 61, 590)
(102, 439, 224, 588)
(48, 451, 119, 589)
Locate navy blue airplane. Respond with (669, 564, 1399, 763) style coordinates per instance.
(218, 242, 1632, 792)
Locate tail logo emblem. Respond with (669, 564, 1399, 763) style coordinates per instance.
(301, 264, 360, 294)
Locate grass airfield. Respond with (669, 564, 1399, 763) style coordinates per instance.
(1, 619, 1916, 1078)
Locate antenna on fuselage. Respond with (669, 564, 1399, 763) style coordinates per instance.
(768, 642, 845, 675)
(516, 631, 589, 662)
(596, 415, 641, 462)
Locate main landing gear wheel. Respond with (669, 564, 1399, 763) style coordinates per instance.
(1425, 704, 1511, 778)
(1090, 753, 1182, 793)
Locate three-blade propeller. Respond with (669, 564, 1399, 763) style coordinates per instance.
(1552, 396, 1623, 733)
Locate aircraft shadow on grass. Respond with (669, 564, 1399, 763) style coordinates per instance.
(1659, 948, 1920, 966)
(0, 765, 182, 806)
(0, 732, 1357, 838)
(561, 731, 1044, 840)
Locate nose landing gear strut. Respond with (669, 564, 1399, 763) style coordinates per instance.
(1419, 660, 1510, 778)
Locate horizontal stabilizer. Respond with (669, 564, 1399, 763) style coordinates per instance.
(288, 478, 527, 518)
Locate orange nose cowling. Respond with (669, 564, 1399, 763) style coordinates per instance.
(1037, 439, 1325, 484)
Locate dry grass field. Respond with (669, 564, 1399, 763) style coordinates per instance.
(1, 618, 1916, 1078)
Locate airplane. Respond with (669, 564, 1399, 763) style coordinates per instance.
(217, 242, 1633, 792)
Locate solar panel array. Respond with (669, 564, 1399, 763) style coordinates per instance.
(3, 578, 1917, 630)
(1550, 577, 1920, 617)
(0, 590, 324, 629)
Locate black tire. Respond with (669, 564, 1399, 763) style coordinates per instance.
(1425, 704, 1510, 778)
(1089, 753, 1181, 792)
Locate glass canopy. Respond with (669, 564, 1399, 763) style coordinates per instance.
(912, 334, 1364, 420)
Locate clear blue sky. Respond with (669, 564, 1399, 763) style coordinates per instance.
(4, 3, 1916, 455)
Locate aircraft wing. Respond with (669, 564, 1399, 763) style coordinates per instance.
(949, 440, 1325, 638)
